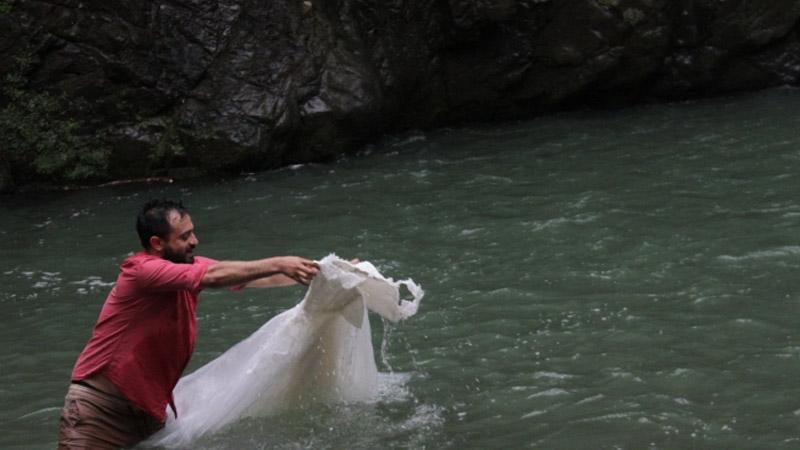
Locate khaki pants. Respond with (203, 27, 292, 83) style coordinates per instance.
(57, 383, 164, 449)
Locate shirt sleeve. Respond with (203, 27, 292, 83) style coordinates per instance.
(135, 257, 217, 293)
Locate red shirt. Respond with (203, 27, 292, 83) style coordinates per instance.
(71, 251, 217, 422)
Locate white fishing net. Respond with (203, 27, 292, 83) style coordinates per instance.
(143, 254, 424, 448)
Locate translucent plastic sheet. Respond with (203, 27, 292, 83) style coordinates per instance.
(144, 255, 424, 448)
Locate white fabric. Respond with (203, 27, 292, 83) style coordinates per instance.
(144, 254, 423, 448)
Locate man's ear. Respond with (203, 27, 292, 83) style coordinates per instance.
(149, 235, 165, 252)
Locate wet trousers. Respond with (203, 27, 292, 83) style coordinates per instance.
(57, 383, 164, 449)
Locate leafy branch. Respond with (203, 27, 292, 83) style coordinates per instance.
(0, 55, 109, 189)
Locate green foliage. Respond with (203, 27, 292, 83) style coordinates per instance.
(151, 118, 185, 169)
(0, 55, 109, 188)
(0, 2, 12, 15)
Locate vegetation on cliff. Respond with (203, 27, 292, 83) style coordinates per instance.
(0, 56, 109, 191)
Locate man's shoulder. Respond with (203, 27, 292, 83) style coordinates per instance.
(122, 252, 217, 269)
(122, 251, 156, 267)
(117, 253, 216, 290)
(193, 256, 218, 266)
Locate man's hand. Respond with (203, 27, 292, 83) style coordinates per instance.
(276, 256, 319, 285)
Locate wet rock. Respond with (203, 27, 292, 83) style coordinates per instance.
(0, 164, 11, 194)
(1, 0, 799, 187)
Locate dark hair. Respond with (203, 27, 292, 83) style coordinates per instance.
(136, 199, 189, 249)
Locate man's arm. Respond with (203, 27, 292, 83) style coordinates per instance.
(242, 273, 298, 288)
(241, 258, 360, 288)
(200, 256, 318, 289)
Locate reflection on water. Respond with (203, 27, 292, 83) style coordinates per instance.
(4, 87, 800, 449)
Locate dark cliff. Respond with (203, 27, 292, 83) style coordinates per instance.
(2, 0, 799, 191)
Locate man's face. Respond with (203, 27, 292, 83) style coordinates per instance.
(162, 211, 199, 264)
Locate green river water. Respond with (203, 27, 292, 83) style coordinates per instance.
(3, 87, 800, 449)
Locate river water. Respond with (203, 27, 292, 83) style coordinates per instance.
(3, 87, 800, 449)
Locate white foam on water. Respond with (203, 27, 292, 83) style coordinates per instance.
(525, 213, 601, 232)
(575, 394, 605, 405)
(526, 388, 570, 399)
(521, 409, 548, 419)
(375, 371, 414, 402)
(17, 406, 61, 420)
(71, 276, 115, 287)
(532, 371, 576, 381)
(193, 373, 442, 450)
(718, 245, 800, 262)
(144, 255, 423, 449)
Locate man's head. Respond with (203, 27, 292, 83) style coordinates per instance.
(136, 199, 198, 263)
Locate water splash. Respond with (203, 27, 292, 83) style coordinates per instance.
(145, 255, 424, 448)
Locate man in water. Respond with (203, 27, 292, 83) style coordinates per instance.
(57, 199, 319, 449)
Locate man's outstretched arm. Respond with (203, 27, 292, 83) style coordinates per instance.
(200, 256, 318, 289)
(243, 273, 299, 288)
(241, 258, 359, 288)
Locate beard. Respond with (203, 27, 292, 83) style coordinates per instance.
(163, 246, 195, 264)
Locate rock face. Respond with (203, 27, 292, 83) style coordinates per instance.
(2, 0, 799, 187)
